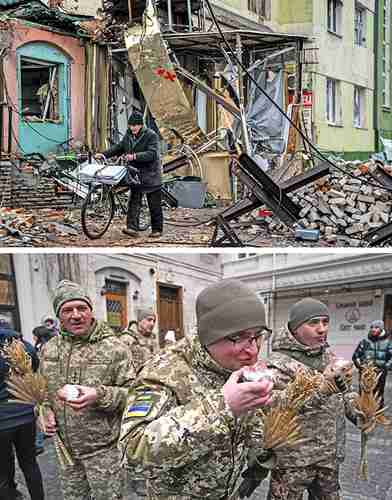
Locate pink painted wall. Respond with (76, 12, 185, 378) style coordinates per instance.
(3, 20, 86, 153)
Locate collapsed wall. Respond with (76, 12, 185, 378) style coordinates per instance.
(0, 161, 75, 209)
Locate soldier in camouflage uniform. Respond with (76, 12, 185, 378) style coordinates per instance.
(121, 308, 157, 372)
(119, 279, 274, 500)
(39, 280, 136, 500)
(264, 298, 360, 500)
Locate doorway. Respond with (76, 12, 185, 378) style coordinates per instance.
(157, 284, 183, 347)
(384, 294, 392, 333)
(105, 279, 128, 332)
(0, 256, 20, 331)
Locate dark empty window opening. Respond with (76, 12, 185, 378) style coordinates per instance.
(21, 57, 60, 122)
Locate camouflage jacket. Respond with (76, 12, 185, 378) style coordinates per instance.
(266, 327, 359, 470)
(121, 323, 156, 373)
(119, 334, 266, 500)
(40, 320, 136, 458)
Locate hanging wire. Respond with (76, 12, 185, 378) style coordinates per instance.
(203, 0, 392, 194)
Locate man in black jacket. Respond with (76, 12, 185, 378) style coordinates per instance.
(0, 319, 44, 500)
(352, 320, 392, 407)
(99, 110, 163, 238)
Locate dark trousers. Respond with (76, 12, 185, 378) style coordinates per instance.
(375, 369, 387, 407)
(127, 188, 163, 232)
(0, 421, 44, 500)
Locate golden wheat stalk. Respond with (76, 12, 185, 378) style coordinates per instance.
(261, 368, 322, 450)
(1, 338, 75, 467)
(53, 433, 74, 468)
(2, 339, 32, 375)
(285, 368, 323, 411)
(353, 363, 391, 480)
(262, 407, 303, 449)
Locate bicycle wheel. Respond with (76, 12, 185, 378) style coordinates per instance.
(81, 185, 115, 239)
(138, 193, 151, 231)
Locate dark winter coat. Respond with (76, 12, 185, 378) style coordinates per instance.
(352, 330, 392, 371)
(0, 325, 39, 431)
(103, 127, 162, 190)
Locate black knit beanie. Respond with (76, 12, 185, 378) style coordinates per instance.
(196, 279, 267, 346)
(288, 298, 329, 332)
(128, 110, 144, 126)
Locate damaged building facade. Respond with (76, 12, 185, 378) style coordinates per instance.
(0, 0, 89, 155)
(0, 252, 222, 344)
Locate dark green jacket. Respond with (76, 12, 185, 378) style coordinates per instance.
(352, 331, 392, 370)
(103, 127, 161, 189)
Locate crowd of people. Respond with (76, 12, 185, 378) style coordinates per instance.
(0, 278, 391, 500)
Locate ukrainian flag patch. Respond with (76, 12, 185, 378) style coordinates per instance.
(126, 402, 153, 418)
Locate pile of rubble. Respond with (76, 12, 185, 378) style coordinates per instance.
(0, 208, 80, 247)
(283, 160, 392, 246)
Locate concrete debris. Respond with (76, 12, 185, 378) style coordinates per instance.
(0, 207, 78, 247)
(289, 160, 392, 243)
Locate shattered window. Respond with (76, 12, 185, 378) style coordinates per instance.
(20, 57, 60, 122)
(353, 86, 365, 128)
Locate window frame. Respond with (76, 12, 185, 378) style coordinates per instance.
(326, 77, 342, 125)
(354, 3, 367, 47)
(382, 0, 391, 108)
(20, 56, 61, 123)
(327, 0, 343, 36)
(353, 85, 366, 128)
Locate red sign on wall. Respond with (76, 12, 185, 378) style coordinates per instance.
(288, 90, 313, 107)
(302, 90, 313, 107)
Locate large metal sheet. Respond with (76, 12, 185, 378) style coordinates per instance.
(124, 1, 205, 146)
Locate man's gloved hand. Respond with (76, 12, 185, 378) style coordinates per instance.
(238, 451, 275, 499)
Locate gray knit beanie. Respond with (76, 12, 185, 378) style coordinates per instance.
(53, 280, 93, 317)
(288, 298, 329, 332)
(196, 279, 267, 346)
(137, 308, 155, 322)
(370, 320, 384, 330)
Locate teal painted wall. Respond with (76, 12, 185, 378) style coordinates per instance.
(17, 42, 70, 155)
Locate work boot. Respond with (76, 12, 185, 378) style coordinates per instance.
(148, 231, 162, 238)
(122, 227, 140, 237)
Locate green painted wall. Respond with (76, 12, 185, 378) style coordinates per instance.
(277, 0, 313, 24)
(375, 1, 392, 151)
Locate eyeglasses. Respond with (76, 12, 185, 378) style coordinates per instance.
(226, 329, 270, 349)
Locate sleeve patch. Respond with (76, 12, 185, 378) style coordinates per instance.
(126, 402, 153, 418)
(124, 385, 162, 418)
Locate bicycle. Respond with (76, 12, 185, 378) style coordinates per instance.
(80, 158, 150, 239)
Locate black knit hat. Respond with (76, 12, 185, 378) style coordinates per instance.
(288, 298, 329, 333)
(128, 110, 144, 126)
(196, 279, 267, 346)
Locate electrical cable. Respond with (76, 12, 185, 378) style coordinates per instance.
(203, 0, 392, 194)
(202, 0, 377, 244)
